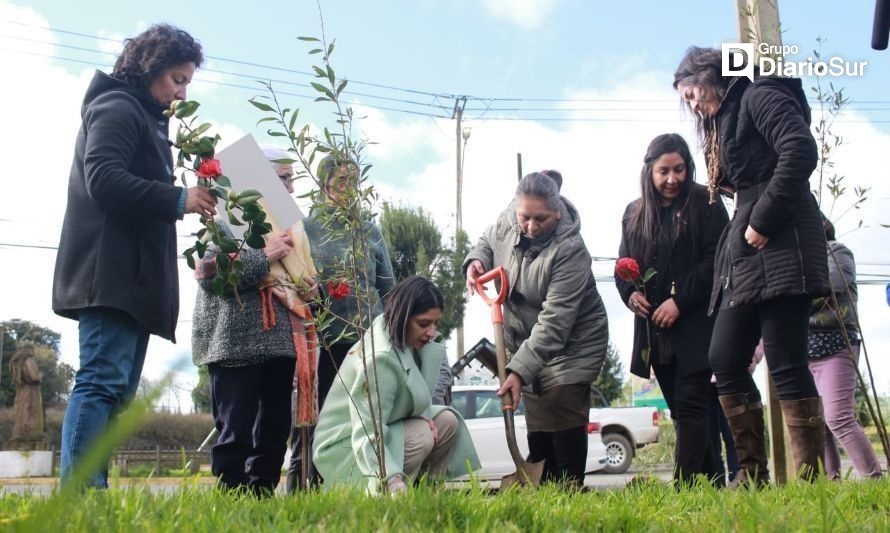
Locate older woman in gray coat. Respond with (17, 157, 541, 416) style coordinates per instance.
(464, 172, 609, 487)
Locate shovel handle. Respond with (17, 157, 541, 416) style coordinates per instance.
(475, 267, 508, 324)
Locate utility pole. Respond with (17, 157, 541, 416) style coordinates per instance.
(453, 96, 468, 364)
(735, 0, 792, 485)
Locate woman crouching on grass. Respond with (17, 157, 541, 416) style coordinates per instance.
(312, 276, 480, 494)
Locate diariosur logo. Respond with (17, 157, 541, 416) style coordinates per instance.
(721, 42, 867, 81)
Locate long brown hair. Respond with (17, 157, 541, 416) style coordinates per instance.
(626, 133, 698, 264)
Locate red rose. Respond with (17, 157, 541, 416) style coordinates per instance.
(196, 158, 223, 179)
(615, 257, 641, 282)
(327, 281, 351, 300)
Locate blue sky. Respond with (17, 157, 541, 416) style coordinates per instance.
(1, 0, 889, 408)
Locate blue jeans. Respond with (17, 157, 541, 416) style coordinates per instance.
(60, 308, 149, 488)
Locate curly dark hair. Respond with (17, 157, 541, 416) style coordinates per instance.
(112, 24, 204, 90)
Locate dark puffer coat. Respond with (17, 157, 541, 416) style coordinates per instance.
(52, 71, 183, 340)
(709, 76, 829, 312)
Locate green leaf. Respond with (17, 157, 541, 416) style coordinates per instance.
(297, 36, 320, 42)
(326, 65, 336, 86)
(218, 238, 239, 254)
(267, 130, 287, 137)
(215, 175, 231, 188)
(237, 189, 263, 201)
(191, 123, 211, 137)
(308, 48, 323, 55)
(196, 241, 207, 258)
(248, 98, 275, 112)
(256, 116, 278, 126)
(232, 259, 245, 274)
(216, 251, 230, 271)
(226, 205, 244, 226)
(327, 41, 335, 58)
(641, 268, 657, 283)
(336, 79, 348, 97)
(288, 110, 300, 132)
(212, 275, 226, 296)
(245, 233, 266, 249)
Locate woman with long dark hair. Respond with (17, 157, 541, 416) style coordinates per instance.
(615, 133, 728, 485)
(674, 46, 830, 485)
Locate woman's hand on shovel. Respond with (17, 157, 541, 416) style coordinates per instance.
(497, 372, 523, 410)
(465, 260, 485, 296)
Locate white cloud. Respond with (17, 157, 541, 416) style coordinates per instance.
(480, 0, 559, 30)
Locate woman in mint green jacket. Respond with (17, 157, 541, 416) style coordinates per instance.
(312, 276, 479, 494)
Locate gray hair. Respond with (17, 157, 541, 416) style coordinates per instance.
(516, 172, 561, 210)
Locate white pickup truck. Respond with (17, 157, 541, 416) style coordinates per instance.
(589, 387, 660, 474)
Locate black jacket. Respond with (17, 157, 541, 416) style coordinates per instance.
(616, 185, 729, 378)
(52, 71, 183, 340)
(709, 76, 829, 312)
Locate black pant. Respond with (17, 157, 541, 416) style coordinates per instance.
(709, 294, 817, 400)
(527, 426, 588, 487)
(286, 342, 351, 492)
(208, 357, 295, 494)
(653, 362, 720, 484)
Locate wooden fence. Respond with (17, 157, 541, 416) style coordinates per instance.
(51, 447, 211, 476)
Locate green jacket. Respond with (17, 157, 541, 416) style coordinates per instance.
(463, 197, 609, 392)
(312, 316, 480, 493)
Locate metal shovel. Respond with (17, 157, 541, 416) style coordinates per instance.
(475, 267, 544, 489)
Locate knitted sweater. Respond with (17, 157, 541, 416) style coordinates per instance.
(191, 221, 295, 367)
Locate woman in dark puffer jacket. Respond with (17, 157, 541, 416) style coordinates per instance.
(673, 46, 830, 486)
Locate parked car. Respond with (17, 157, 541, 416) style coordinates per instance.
(450, 385, 608, 479)
(589, 387, 660, 474)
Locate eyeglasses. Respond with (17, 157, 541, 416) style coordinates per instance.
(278, 174, 296, 184)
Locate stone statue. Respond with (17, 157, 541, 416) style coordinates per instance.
(8, 344, 47, 450)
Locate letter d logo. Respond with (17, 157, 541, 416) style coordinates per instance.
(722, 42, 755, 82)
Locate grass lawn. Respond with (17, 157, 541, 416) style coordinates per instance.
(1, 477, 888, 531)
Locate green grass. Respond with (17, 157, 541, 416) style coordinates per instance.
(1, 478, 888, 531)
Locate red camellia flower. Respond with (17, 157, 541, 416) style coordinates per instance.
(196, 158, 223, 180)
(327, 281, 351, 300)
(615, 257, 641, 282)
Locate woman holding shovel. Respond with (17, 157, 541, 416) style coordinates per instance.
(464, 172, 609, 488)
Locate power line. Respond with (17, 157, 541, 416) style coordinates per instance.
(5, 21, 890, 108)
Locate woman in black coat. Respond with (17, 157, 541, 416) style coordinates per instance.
(674, 46, 830, 485)
(616, 133, 728, 485)
(52, 24, 216, 489)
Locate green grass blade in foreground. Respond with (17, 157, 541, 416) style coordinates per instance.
(61, 367, 182, 495)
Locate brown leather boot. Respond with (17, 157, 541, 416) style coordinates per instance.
(719, 391, 770, 488)
(779, 397, 826, 481)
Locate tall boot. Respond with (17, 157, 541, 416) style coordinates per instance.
(719, 392, 770, 488)
(779, 397, 825, 481)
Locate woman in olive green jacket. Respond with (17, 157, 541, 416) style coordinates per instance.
(464, 172, 609, 487)
(312, 276, 479, 494)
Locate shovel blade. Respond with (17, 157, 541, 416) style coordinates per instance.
(500, 459, 545, 490)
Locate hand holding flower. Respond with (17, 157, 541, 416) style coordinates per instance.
(184, 186, 217, 219)
(616, 257, 657, 366)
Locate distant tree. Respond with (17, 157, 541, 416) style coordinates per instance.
(191, 366, 212, 414)
(379, 204, 469, 340)
(1, 319, 74, 407)
(592, 343, 624, 405)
